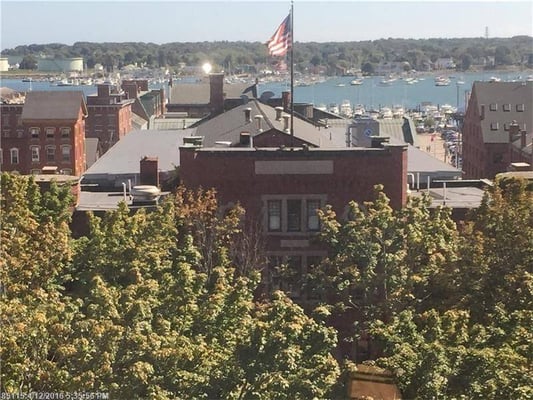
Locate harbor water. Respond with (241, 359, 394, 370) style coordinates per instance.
(1, 70, 531, 112)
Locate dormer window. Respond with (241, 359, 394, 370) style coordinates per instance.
(503, 104, 511, 112)
(517, 104, 525, 112)
(490, 122, 499, 130)
(30, 127, 40, 138)
(490, 103, 498, 111)
(46, 127, 55, 139)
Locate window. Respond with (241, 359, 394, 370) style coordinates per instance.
(265, 196, 326, 233)
(307, 199, 321, 231)
(489, 103, 498, 111)
(30, 127, 40, 139)
(268, 200, 282, 232)
(490, 122, 499, 130)
(2, 117, 10, 127)
(61, 145, 71, 162)
(46, 146, 55, 162)
(503, 103, 511, 112)
(30, 146, 40, 162)
(10, 148, 19, 164)
(517, 104, 525, 112)
(2, 129, 10, 137)
(287, 200, 302, 232)
(45, 127, 55, 139)
(61, 127, 70, 138)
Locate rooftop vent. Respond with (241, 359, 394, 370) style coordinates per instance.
(131, 185, 161, 205)
(282, 115, 290, 132)
(254, 114, 264, 132)
(244, 107, 252, 123)
(275, 106, 284, 120)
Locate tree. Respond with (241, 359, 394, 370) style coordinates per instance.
(19, 54, 37, 70)
(2, 179, 340, 396)
(0, 173, 77, 391)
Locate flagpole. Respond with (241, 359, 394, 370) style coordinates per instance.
(290, 0, 294, 147)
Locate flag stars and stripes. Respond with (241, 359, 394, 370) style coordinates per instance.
(267, 14, 291, 57)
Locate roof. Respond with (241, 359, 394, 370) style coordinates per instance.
(411, 186, 485, 209)
(151, 117, 202, 130)
(83, 129, 194, 177)
(131, 112, 149, 130)
(407, 144, 461, 176)
(195, 99, 348, 148)
(471, 81, 533, 144)
(21, 91, 87, 121)
(169, 81, 252, 105)
(85, 138, 99, 168)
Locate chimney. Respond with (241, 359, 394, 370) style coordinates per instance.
(140, 156, 159, 187)
(480, 104, 485, 120)
(209, 73, 224, 115)
(371, 136, 390, 148)
(283, 115, 290, 132)
(521, 130, 527, 148)
(97, 84, 111, 98)
(282, 91, 291, 112)
(239, 131, 251, 146)
(275, 106, 283, 120)
(509, 120, 520, 142)
(254, 115, 263, 132)
(244, 107, 252, 123)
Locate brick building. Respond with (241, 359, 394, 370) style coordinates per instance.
(1, 91, 87, 176)
(85, 84, 135, 154)
(462, 81, 532, 179)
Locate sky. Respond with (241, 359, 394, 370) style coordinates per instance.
(1, 1, 532, 50)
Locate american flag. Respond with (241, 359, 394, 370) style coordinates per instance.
(267, 14, 291, 57)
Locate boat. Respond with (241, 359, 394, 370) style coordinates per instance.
(350, 79, 363, 85)
(328, 103, 339, 114)
(336, 83, 346, 87)
(339, 100, 352, 117)
(352, 104, 366, 118)
(379, 107, 393, 119)
(315, 103, 327, 112)
(392, 105, 405, 118)
(435, 76, 451, 86)
(22, 78, 32, 82)
(489, 76, 501, 82)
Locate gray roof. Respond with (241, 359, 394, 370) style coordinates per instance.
(410, 186, 485, 209)
(83, 129, 194, 179)
(471, 81, 533, 144)
(21, 91, 87, 121)
(169, 81, 252, 105)
(195, 99, 348, 148)
(85, 138, 99, 168)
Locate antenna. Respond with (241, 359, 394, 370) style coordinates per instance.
(485, 26, 489, 39)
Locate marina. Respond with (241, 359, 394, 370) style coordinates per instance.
(2, 69, 532, 117)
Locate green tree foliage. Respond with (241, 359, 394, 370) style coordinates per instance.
(1, 176, 339, 397)
(2, 37, 531, 74)
(0, 173, 77, 391)
(313, 179, 532, 398)
(309, 186, 458, 323)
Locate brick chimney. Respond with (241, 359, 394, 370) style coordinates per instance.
(282, 91, 291, 112)
(97, 84, 111, 98)
(122, 83, 138, 100)
(140, 156, 159, 187)
(209, 73, 224, 115)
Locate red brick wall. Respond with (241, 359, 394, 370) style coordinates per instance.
(179, 146, 407, 218)
(1, 105, 85, 175)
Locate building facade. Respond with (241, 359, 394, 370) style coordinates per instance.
(462, 81, 532, 179)
(85, 84, 135, 154)
(1, 91, 87, 176)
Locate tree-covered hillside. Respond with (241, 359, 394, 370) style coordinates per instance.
(2, 36, 532, 74)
